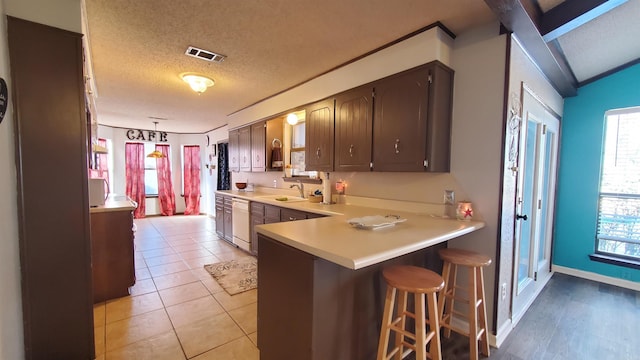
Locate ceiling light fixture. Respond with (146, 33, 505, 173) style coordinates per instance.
(286, 113, 299, 125)
(147, 121, 166, 158)
(181, 74, 214, 94)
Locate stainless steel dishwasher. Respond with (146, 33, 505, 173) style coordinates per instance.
(231, 198, 251, 252)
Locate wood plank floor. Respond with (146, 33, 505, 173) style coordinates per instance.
(441, 272, 639, 359)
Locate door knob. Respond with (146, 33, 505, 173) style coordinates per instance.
(516, 214, 528, 221)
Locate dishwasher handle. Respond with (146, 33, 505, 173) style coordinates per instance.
(232, 198, 250, 211)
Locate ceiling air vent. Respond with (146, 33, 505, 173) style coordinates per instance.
(185, 46, 226, 63)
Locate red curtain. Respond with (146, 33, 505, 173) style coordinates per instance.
(156, 145, 175, 216)
(183, 145, 201, 215)
(125, 142, 146, 218)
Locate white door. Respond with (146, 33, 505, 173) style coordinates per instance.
(512, 84, 560, 323)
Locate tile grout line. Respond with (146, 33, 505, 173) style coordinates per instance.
(103, 216, 258, 358)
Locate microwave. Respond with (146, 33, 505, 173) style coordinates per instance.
(88, 178, 108, 207)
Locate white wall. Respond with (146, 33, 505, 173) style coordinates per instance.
(447, 22, 507, 335)
(98, 125, 216, 216)
(4, 0, 81, 33)
(0, 2, 24, 358)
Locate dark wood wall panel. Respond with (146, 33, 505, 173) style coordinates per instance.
(7, 17, 94, 359)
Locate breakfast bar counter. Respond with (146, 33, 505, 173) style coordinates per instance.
(256, 210, 484, 270)
(237, 190, 485, 360)
(216, 189, 485, 269)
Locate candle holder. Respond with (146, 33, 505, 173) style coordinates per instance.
(456, 201, 473, 221)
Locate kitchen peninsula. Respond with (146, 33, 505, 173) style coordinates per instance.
(216, 189, 484, 359)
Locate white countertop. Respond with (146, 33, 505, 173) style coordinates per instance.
(216, 190, 485, 270)
(89, 195, 137, 213)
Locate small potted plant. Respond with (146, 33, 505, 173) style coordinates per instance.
(307, 189, 323, 203)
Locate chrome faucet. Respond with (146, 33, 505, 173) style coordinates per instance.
(289, 181, 305, 198)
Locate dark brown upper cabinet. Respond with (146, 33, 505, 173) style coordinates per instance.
(239, 126, 252, 172)
(251, 121, 266, 172)
(229, 117, 283, 173)
(305, 98, 335, 172)
(228, 129, 240, 172)
(424, 62, 453, 172)
(334, 85, 373, 172)
(372, 61, 453, 172)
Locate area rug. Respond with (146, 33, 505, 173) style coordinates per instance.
(204, 257, 257, 295)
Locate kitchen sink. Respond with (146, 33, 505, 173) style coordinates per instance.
(255, 194, 307, 202)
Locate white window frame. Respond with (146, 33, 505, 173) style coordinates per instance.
(596, 107, 640, 261)
(143, 142, 159, 196)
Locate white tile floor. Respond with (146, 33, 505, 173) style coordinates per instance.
(93, 215, 259, 360)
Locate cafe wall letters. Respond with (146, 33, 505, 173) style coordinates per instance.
(126, 128, 169, 142)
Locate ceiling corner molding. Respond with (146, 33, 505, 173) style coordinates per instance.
(484, 0, 578, 97)
(540, 0, 628, 42)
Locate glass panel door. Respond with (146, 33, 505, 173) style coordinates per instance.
(512, 84, 560, 324)
(516, 119, 539, 291)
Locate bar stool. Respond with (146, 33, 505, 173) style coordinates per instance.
(377, 265, 444, 360)
(438, 248, 491, 360)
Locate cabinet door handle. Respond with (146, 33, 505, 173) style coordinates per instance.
(316, 147, 321, 158)
(349, 144, 354, 157)
(394, 139, 400, 154)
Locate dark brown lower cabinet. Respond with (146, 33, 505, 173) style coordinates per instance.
(223, 197, 233, 242)
(250, 203, 324, 255)
(91, 209, 135, 303)
(215, 194, 233, 243)
(215, 195, 224, 239)
(280, 208, 308, 222)
(257, 234, 444, 360)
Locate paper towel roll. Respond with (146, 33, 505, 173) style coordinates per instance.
(322, 175, 331, 204)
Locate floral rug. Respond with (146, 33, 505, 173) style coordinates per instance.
(203, 257, 257, 295)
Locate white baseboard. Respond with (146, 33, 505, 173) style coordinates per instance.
(552, 265, 640, 291)
(448, 315, 507, 348)
(490, 319, 513, 348)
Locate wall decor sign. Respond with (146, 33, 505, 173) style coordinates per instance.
(0, 78, 8, 124)
(125, 128, 168, 142)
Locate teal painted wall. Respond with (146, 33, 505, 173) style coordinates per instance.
(554, 63, 640, 281)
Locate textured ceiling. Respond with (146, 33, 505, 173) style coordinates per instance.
(85, 0, 639, 134)
(84, 0, 495, 133)
(536, 0, 565, 12)
(556, 0, 640, 82)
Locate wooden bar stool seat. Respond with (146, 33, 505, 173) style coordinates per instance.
(438, 248, 492, 360)
(377, 265, 444, 360)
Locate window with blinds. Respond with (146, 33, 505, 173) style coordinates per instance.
(596, 107, 640, 260)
